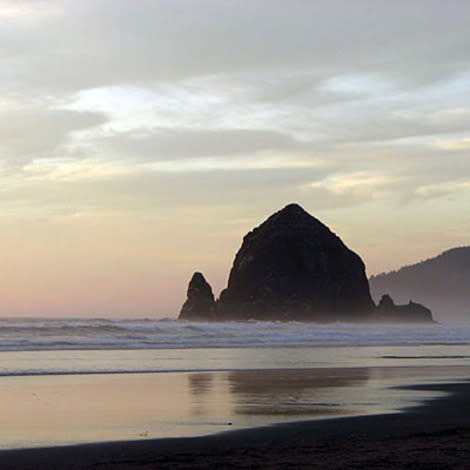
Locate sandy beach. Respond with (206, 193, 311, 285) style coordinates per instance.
(1, 380, 469, 469)
(1, 325, 469, 469)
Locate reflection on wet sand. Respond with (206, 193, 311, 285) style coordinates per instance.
(1, 365, 467, 449)
(188, 373, 214, 396)
(226, 368, 370, 417)
(188, 373, 215, 417)
(228, 368, 370, 394)
(185, 366, 470, 423)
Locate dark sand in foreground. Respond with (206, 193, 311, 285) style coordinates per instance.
(1, 381, 470, 469)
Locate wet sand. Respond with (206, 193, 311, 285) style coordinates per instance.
(1, 380, 470, 469)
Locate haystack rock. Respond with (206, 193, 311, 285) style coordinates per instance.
(179, 272, 216, 321)
(217, 203, 375, 321)
(375, 294, 434, 323)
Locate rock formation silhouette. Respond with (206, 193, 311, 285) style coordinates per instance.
(216, 203, 375, 321)
(374, 294, 434, 323)
(178, 204, 434, 323)
(370, 246, 470, 322)
(179, 272, 216, 321)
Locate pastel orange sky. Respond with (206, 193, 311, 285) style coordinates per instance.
(0, 0, 469, 317)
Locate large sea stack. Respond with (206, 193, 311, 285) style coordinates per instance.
(217, 204, 375, 321)
(179, 272, 216, 321)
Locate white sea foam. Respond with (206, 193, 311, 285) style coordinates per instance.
(0, 317, 469, 352)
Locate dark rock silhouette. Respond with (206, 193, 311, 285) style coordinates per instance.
(374, 294, 434, 323)
(377, 294, 395, 311)
(217, 203, 375, 321)
(179, 272, 216, 321)
(370, 247, 470, 322)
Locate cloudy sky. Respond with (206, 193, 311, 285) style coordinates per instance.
(0, 0, 469, 316)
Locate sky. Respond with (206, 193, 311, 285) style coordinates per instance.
(0, 0, 469, 317)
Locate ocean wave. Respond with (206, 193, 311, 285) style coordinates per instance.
(0, 318, 469, 352)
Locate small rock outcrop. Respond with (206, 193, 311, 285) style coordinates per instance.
(179, 272, 216, 321)
(217, 203, 375, 321)
(369, 246, 470, 323)
(374, 294, 434, 323)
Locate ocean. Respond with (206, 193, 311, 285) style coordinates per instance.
(1, 318, 470, 449)
(2, 317, 470, 353)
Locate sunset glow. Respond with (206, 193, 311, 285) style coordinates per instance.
(1, 0, 469, 316)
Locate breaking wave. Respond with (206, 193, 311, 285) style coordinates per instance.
(0, 317, 469, 352)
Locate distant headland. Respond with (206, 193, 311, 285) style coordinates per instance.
(179, 204, 433, 323)
(370, 246, 470, 323)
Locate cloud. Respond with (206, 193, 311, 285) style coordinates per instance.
(414, 180, 470, 199)
(1, 0, 469, 95)
(23, 158, 136, 183)
(435, 136, 470, 150)
(99, 128, 300, 160)
(0, 0, 61, 22)
(0, 106, 108, 164)
(1, 164, 336, 217)
(305, 172, 396, 195)
(0, 6, 469, 216)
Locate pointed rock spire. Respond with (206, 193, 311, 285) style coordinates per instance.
(179, 272, 216, 321)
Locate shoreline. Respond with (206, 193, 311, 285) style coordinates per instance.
(1, 380, 470, 469)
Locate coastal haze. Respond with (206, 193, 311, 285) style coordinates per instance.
(0, 0, 470, 319)
(370, 247, 470, 323)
